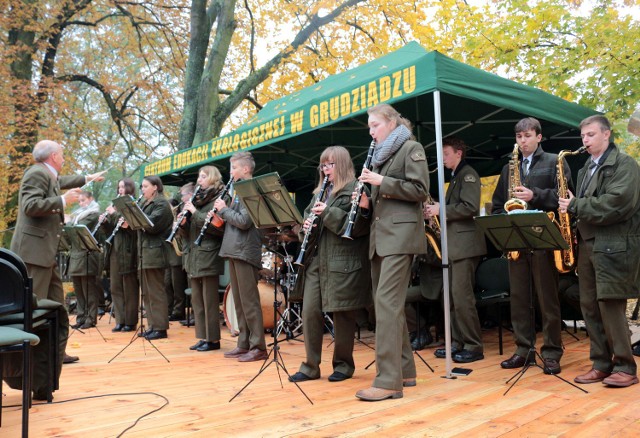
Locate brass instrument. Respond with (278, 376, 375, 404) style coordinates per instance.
(105, 194, 143, 245)
(424, 194, 442, 260)
(342, 140, 376, 239)
(554, 146, 586, 273)
(294, 175, 329, 266)
(504, 143, 528, 213)
(504, 143, 527, 261)
(194, 179, 233, 246)
(166, 185, 200, 244)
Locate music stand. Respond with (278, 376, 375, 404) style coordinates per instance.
(108, 197, 169, 363)
(475, 212, 587, 395)
(229, 172, 312, 404)
(63, 225, 107, 342)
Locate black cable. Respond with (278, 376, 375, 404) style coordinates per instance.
(2, 391, 169, 437)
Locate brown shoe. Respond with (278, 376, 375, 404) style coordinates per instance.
(224, 347, 249, 358)
(543, 358, 561, 375)
(402, 378, 416, 387)
(602, 371, 639, 387)
(574, 368, 611, 384)
(356, 387, 403, 401)
(237, 348, 268, 362)
(63, 354, 79, 364)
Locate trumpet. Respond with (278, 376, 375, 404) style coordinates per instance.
(342, 140, 376, 239)
(194, 179, 233, 246)
(294, 175, 329, 266)
(166, 185, 200, 243)
(105, 194, 143, 245)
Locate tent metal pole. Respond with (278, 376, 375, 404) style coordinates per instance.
(433, 90, 454, 378)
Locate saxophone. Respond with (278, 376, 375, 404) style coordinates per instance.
(424, 194, 442, 260)
(504, 143, 527, 261)
(504, 143, 528, 213)
(554, 146, 586, 273)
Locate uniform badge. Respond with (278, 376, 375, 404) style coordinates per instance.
(411, 152, 426, 161)
(464, 174, 477, 183)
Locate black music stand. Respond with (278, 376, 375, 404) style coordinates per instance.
(475, 212, 587, 395)
(108, 197, 169, 363)
(229, 172, 312, 404)
(63, 225, 107, 342)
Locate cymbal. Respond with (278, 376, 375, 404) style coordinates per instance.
(263, 231, 298, 243)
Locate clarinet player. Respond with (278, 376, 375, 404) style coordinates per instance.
(289, 146, 371, 383)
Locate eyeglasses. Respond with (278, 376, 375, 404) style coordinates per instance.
(320, 162, 335, 170)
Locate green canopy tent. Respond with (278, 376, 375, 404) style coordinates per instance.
(144, 41, 596, 196)
(144, 42, 598, 377)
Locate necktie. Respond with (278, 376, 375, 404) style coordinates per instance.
(579, 161, 599, 197)
(522, 158, 529, 177)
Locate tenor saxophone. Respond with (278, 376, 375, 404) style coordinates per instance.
(424, 194, 442, 260)
(504, 143, 527, 261)
(554, 146, 586, 273)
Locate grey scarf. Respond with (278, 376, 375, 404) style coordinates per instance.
(371, 124, 412, 168)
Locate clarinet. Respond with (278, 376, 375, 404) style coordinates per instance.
(105, 194, 143, 245)
(165, 185, 201, 243)
(342, 140, 376, 239)
(294, 175, 330, 266)
(91, 210, 109, 237)
(194, 178, 234, 246)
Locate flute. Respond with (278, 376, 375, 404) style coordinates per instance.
(194, 179, 234, 246)
(342, 140, 376, 239)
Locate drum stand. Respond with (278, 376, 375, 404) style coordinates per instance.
(274, 248, 304, 342)
(230, 229, 313, 405)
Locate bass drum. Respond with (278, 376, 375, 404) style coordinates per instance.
(223, 280, 284, 334)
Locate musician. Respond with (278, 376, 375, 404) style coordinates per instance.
(165, 192, 189, 322)
(138, 175, 174, 340)
(66, 190, 101, 329)
(356, 103, 430, 401)
(425, 137, 486, 363)
(215, 152, 267, 362)
(559, 115, 640, 387)
(491, 118, 570, 375)
(11, 139, 105, 365)
(102, 178, 139, 332)
(181, 167, 226, 351)
(288, 146, 371, 383)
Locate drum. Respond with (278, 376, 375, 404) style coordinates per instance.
(259, 250, 277, 280)
(223, 280, 284, 334)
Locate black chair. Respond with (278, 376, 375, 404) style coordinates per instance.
(475, 257, 511, 355)
(0, 249, 60, 399)
(0, 258, 40, 437)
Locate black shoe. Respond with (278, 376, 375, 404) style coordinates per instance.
(543, 358, 561, 375)
(453, 349, 484, 363)
(411, 328, 433, 351)
(197, 341, 220, 351)
(328, 371, 351, 382)
(633, 343, 640, 357)
(288, 372, 318, 383)
(122, 325, 136, 332)
(180, 318, 195, 326)
(500, 354, 535, 369)
(112, 324, 124, 332)
(190, 340, 206, 351)
(80, 322, 95, 330)
(434, 346, 461, 358)
(138, 328, 154, 338)
(97, 308, 105, 316)
(145, 330, 167, 340)
(169, 313, 185, 322)
(70, 322, 82, 329)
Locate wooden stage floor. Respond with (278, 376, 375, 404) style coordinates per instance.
(2, 313, 640, 437)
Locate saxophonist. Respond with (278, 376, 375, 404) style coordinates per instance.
(425, 137, 486, 363)
(288, 146, 371, 384)
(559, 115, 640, 388)
(490, 117, 572, 375)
